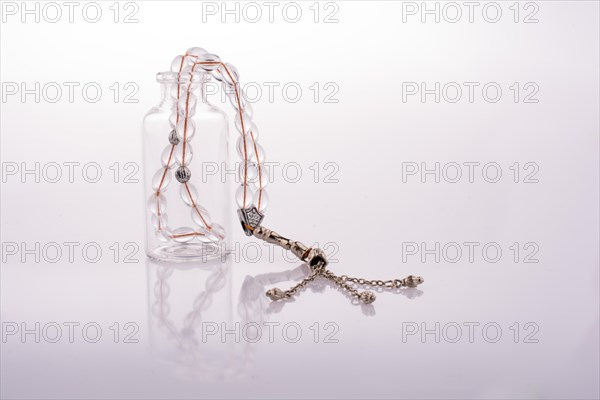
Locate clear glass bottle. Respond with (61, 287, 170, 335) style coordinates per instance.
(143, 71, 230, 262)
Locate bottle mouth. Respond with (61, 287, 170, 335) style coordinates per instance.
(156, 71, 209, 84)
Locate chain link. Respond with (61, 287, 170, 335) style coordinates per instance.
(340, 275, 405, 289)
(322, 270, 361, 298)
(284, 272, 318, 297)
(266, 265, 424, 304)
(266, 265, 425, 304)
(282, 268, 404, 300)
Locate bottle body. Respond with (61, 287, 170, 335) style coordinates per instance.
(143, 72, 230, 262)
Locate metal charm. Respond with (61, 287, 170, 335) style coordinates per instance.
(265, 288, 286, 301)
(359, 291, 376, 304)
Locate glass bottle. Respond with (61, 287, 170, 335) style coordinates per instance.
(143, 71, 230, 262)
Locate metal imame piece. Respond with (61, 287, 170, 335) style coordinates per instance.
(238, 206, 265, 236)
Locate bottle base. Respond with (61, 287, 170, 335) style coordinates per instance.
(146, 242, 226, 263)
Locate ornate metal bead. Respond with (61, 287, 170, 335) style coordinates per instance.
(359, 291, 376, 304)
(168, 129, 180, 145)
(175, 166, 191, 183)
(266, 288, 285, 301)
(238, 206, 264, 236)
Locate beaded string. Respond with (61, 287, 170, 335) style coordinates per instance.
(148, 47, 424, 304)
(149, 47, 266, 243)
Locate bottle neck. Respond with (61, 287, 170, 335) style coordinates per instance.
(157, 75, 211, 110)
(158, 82, 173, 107)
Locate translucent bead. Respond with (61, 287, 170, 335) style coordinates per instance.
(243, 102, 254, 118)
(175, 143, 193, 167)
(198, 232, 215, 244)
(148, 193, 167, 214)
(170, 55, 185, 73)
(184, 55, 198, 69)
(152, 168, 172, 191)
(168, 112, 177, 128)
(255, 189, 269, 213)
(211, 67, 224, 82)
(234, 111, 252, 135)
(238, 161, 259, 182)
(207, 223, 226, 241)
(195, 53, 221, 71)
(236, 134, 251, 160)
(235, 184, 255, 209)
(161, 145, 177, 169)
(170, 85, 181, 100)
(186, 47, 207, 57)
(191, 206, 212, 228)
(252, 165, 269, 189)
(171, 227, 197, 243)
(249, 142, 265, 164)
(179, 77, 190, 86)
(227, 86, 247, 110)
(157, 227, 172, 243)
(180, 77, 201, 91)
(173, 84, 194, 102)
(180, 182, 198, 207)
(237, 136, 265, 163)
(176, 118, 195, 141)
(168, 112, 179, 128)
(247, 123, 259, 140)
(178, 93, 197, 117)
(152, 213, 168, 230)
(221, 62, 239, 86)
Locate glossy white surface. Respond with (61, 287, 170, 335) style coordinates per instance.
(1, 1, 598, 399)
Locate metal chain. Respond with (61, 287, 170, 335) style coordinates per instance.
(283, 271, 319, 298)
(339, 275, 404, 289)
(265, 266, 424, 305)
(255, 225, 424, 305)
(322, 270, 362, 299)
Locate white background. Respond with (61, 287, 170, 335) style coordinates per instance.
(1, 1, 599, 399)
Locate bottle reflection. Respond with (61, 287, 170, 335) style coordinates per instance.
(148, 257, 425, 379)
(146, 258, 310, 380)
(147, 256, 234, 380)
